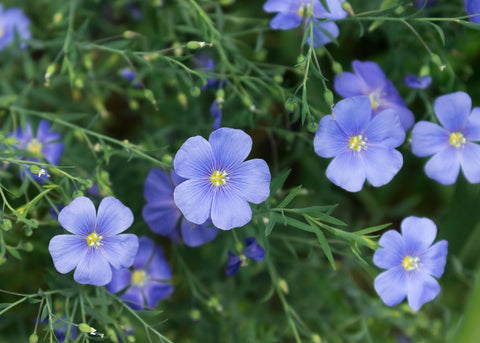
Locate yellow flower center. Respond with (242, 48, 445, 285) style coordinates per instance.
(0, 26, 4, 39)
(369, 93, 380, 110)
(240, 254, 248, 267)
(402, 256, 420, 271)
(86, 232, 103, 248)
(298, 6, 311, 18)
(131, 270, 147, 287)
(27, 138, 43, 156)
(210, 170, 228, 187)
(349, 135, 367, 152)
(449, 132, 466, 148)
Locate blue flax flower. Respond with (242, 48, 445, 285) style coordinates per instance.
(121, 68, 141, 88)
(415, 0, 436, 8)
(411, 92, 480, 185)
(314, 96, 405, 192)
(466, 0, 480, 24)
(374, 216, 448, 311)
(226, 237, 265, 275)
(334, 60, 415, 130)
(107, 236, 173, 310)
(49, 197, 139, 286)
(209, 100, 222, 130)
(404, 74, 432, 90)
(0, 4, 31, 50)
(263, 0, 347, 47)
(174, 127, 271, 230)
(143, 168, 219, 247)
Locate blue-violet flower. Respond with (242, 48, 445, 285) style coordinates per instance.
(106, 236, 173, 310)
(404, 74, 432, 90)
(334, 60, 415, 130)
(263, 0, 347, 47)
(226, 237, 265, 275)
(143, 168, 219, 247)
(314, 96, 405, 192)
(411, 91, 480, 185)
(173, 127, 271, 230)
(0, 4, 31, 50)
(466, 0, 480, 24)
(121, 68, 141, 88)
(374, 216, 448, 311)
(49, 196, 139, 286)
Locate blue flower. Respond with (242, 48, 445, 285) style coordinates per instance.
(106, 236, 173, 310)
(0, 4, 31, 50)
(373, 216, 448, 311)
(411, 92, 480, 185)
(48, 197, 139, 286)
(263, 0, 347, 47)
(404, 74, 432, 90)
(173, 128, 271, 230)
(142, 168, 219, 247)
(209, 100, 222, 130)
(121, 68, 141, 88)
(313, 96, 405, 192)
(193, 54, 220, 89)
(334, 60, 415, 130)
(226, 237, 265, 276)
(466, 0, 480, 24)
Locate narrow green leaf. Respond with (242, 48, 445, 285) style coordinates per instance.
(354, 223, 391, 236)
(265, 212, 275, 236)
(277, 185, 302, 209)
(426, 21, 446, 47)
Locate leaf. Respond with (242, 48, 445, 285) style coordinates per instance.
(353, 223, 391, 236)
(426, 21, 446, 47)
(277, 186, 302, 209)
(265, 212, 275, 236)
(455, 19, 480, 31)
(270, 169, 291, 195)
(305, 217, 336, 270)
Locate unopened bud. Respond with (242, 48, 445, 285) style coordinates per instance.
(341, 1, 354, 16)
(177, 93, 188, 109)
(278, 278, 289, 294)
(285, 98, 297, 112)
(311, 333, 322, 343)
(430, 53, 446, 71)
(29, 333, 39, 343)
(186, 41, 211, 50)
(332, 61, 343, 76)
(1, 219, 12, 231)
(189, 309, 202, 321)
(123, 30, 141, 39)
(323, 89, 334, 107)
(190, 86, 201, 97)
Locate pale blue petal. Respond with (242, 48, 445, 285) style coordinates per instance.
(144, 281, 174, 308)
(143, 168, 173, 203)
(374, 266, 407, 307)
(142, 201, 180, 236)
(401, 216, 437, 255)
(333, 96, 372, 135)
(147, 246, 172, 280)
(244, 237, 265, 261)
(363, 147, 403, 188)
(308, 21, 339, 47)
(326, 151, 366, 192)
(323, 0, 348, 19)
(74, 249, 112, 286)
(421, 240, 448, 278)
(173, 179, 213, 225)
(365, 109, 405, 148)
(48, 235, 86, 273)
(96, 197, 134, 236)
(174, 135, 214, 179)
(384, 105, 415, 131)
(133, 236, 155, 270)
(352, 60, 386, 91)
(106, 268, 132, 293)
(434, 92, 471, 131)
(121, 286, 144, 310)
(373, 230, 404, 269)
(334, 72, 364, 98)
(464, 107, 480, 141)
(425, 148, 461, 185)
(101, 234, 138, 269)
(229, 159, 271, 204)
(42, 142, 64, 165)
(270, 12, 302, 30)
(460, 142, 480, 183)
(411, 121, 449, 157)
(404, 74, 432, 89)
(181, 219, 219, 247)
(209, 128, 252, 170)
(58, 197, 96, 236)
(263, 0, 297, 13)
(406, 272, 440, 311)
(211, 188, 252, 230)
(314, 114, 348, 158)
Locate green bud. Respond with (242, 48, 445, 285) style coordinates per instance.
(29, 165, 41, 175)
(277, 278, 289, 294)
(186, 41, 207, 50)
(123, 30, 141, 39)
(285, 98, 297, 112)
(323, 89, 334, 107)
(430, 53, 445, 71)
(21, 242, 34, 252)
(24, 226, 33, 237)
(1, 219, 12, 231)
(74, 78, 84, 89)
(128, 336, 136, 343)
(144, 89, 156, 103)
(419, 65, 430, 77)
(189, 309, 202, 321)
(29, 333, 39, 343)
(274, 75, 283, 84)
(129, 99, 140, 111)
(78, 323, 92, 333)
(216, 89, 225, 102)
(311, 333, 322, 343)
(394, 6, 404, 15)
(220, 0, 235, 5)
(72, 190, 84, 198)
(235, 241, 243, 254)
(162, 154, 173, 165)
(332, 61, 343, 76)
(4, 137, 18, 146)
(53, 12, 63, 25)
(190, 86, 201, 97)
(341, 1, 354, 16)
(306, 119, 318, 133)
(178, 93, 188, 109)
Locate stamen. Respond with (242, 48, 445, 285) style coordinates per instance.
(402, 256, 420, 271)
(449, 132, 466, 148)
(131, 270, 147, 287)
(210, 170, 228, 187)
(27, 138, 42, 156)
(349, 135, 367, 152)
(369, 93, 380, 110)
(86, 232, 103, 248)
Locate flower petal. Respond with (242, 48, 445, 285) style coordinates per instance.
(401, 216, 437, 255)
(424, 148, 461, 185)
(464, 107, 480, 141)
(96, 197, 134, 236)
(384, 105, 415, 131)
(174, 179, 213, 225)
(74, 249, 112, 286)
(421, 240, 448, 278)
(142, 202, 180, 236)
(270, 12, 302, 30)
(36, 120, 60, 143)
(365, 109, 405, 148)
(106, 268, 132, 293)
(181, 219, 219, 247)
(174, 135, 214, 179)
(244, 237, 265, 261)
(211, 188, 252, 230)
(334, 72, 364, 98)
(466, 0, 480, 23)
(373, 230, 405, 269)
(229, 159, 271, 204)
(434, 92, 471, 131)
(209, 128, 252, 170)
(374, 266, 407, 307)
(42, 142, 64, 165)
(322, 0, 348, 19)
(143, 168, 174, 203)
(363, 147, 403, 187)
(133, 236, 155, 270)
(48, 235, 86, 273)
(314, 114, 348, 158)
(411, 121, 449, 157)
(58, 196, 96, 236)
(101, 234, 139, 270)
(308, 21, 339, 47)
(226, 252, 242, 275)
(333, 96, 373, 136)
(263, 0, 295, 13)
(121, 286, 145, 310)
(352, 60, 386, 91)
(326, 151, 366, 192)
(406, 272, 440, 311)
(146, 246, 172, 280)
(460, 142, 480, 183)
(144, 281, 174, 308)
